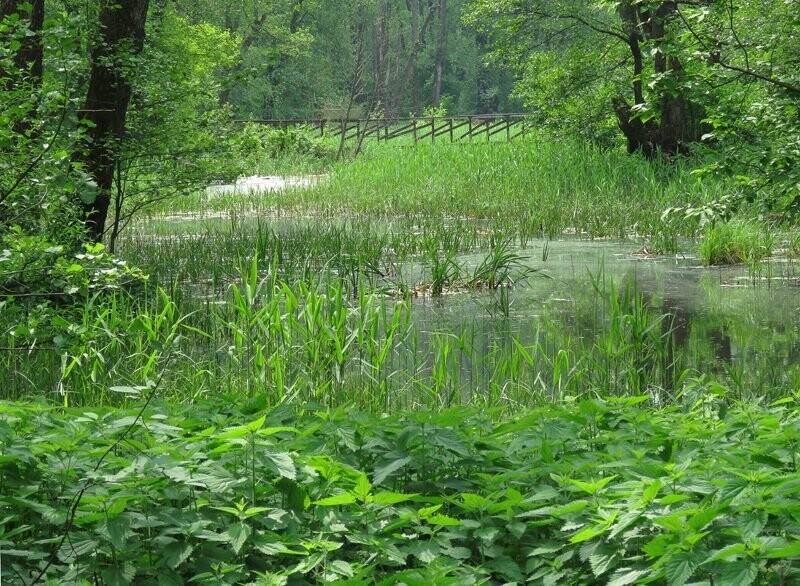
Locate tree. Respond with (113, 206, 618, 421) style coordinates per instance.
(75, 0, 150, 242)
(466, 0, 708, 156)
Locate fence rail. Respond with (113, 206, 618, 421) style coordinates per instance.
(235, 113, 534, 145)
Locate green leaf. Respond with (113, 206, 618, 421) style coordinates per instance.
(103, 515, 132, 550)
(570, 523, 609, 543)
(666, 554, 695, 586)
(372, 491, 418, 505)
(102, 563, 136, 586)
(293, 552, 325, 574)
(264, 452, 296, 480)
(329, 560, 354, 577)
(162, 541, 194, 569)
(373, 456, 412, 484)
(607, 568, 651, 586)
(418, 504, 442, 519)
(226, 522, 252, 555)
(427, 514, 461, 526)
(313, 493, 356, 506)
(736, 511, 766, 539)
(642, 478, 662, 502)
(246, 415, 266, 433)
(718, 560, 758, 586)
(406, 541, 440, 563)
(765, 539, 800, 558)
(353, 472, 372, 502)
(705, 542, 747, 563)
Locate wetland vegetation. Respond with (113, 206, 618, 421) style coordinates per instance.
(3, 0, 800, 584)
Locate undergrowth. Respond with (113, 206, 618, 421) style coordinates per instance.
(3, 395, 800, 584)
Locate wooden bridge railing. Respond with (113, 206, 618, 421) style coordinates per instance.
(235, 113, 534, 145)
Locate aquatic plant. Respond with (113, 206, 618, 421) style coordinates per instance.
(699, 220, 774, 266)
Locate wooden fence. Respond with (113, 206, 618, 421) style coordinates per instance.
(237, 113, 534, 145)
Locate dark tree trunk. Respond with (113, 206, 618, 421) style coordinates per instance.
(431, 0, 447, 106)
(613, 1, 702, 158)
(1, 0, 45, 135)
(408, 0, 419, 113)
(388, 1, 436, 116)
(75, 0, 150, 242)
(1, 0, 44, 84)
(372, 2, 390, 112)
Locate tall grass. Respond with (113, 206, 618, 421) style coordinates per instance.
(699, 219, 775, 266)
(4, 251, 795, 411)
(138, 139, 730, 243)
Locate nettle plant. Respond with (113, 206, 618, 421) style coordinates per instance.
(3, 396, 800, 584)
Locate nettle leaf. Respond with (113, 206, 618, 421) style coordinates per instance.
(405, 540, 440, 563)
(226, 522, 252, 555)
(567, 475, 618, 495)
(705, 542, 747, 563)
(162, 541, 193, 569)
(607, 568, 651, 586)
(530, 542, 564, 556)
(474, 526, 501, 542)
(217, 415, 265, 440)
(373, 456, 413, 485)
(736, 511, 767, 539)
(582, 541, 618, 577)
(328, 559, 355, 578)
(102, 563, 136, 586)
(293, 551, 325, 574)
(264, 452, 296, 480)
(766, 539, 800, 558)
(426, 514, 461, 526)
(418, 504, 442, 519)
(718, 559, 758, 586)
(372, 491, 418, 505)
(590, 551, 618, 577)
(458, 493, 490, 512)
(353, 472, 372, 502)
(103, 515, 132, 550)
(442, 545, 472, 560)
(257, 426, 298, 437)
(314, 493, 356, 506)
(666, 554, 696, 586)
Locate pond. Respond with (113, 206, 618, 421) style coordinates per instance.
(119, 209, 800, 408)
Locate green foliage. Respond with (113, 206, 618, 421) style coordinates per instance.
(4, 397, 800, 583)
(466, 0, 800, 208)
(230, 123, 338, 175)
(0, 227, 146, 299)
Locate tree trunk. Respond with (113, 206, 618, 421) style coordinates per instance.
(1, 0, 44, 84)
(75, 0, 150, 242)
(613, 1, 701, 158)
(1, 0, 44, 135)
(431, 0, 447, 106)
(372, 1, 390, 112)
(408, 0, 419, 114)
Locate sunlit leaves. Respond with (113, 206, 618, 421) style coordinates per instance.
(4, 399, 800, 583)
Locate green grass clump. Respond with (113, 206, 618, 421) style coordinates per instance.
(4, 396, 800, 584)
(699, 220, 774, 266)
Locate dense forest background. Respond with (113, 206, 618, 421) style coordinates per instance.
(1, 0, 798, 247)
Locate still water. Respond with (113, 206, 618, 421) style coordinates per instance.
(124, 210, 800, 403)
